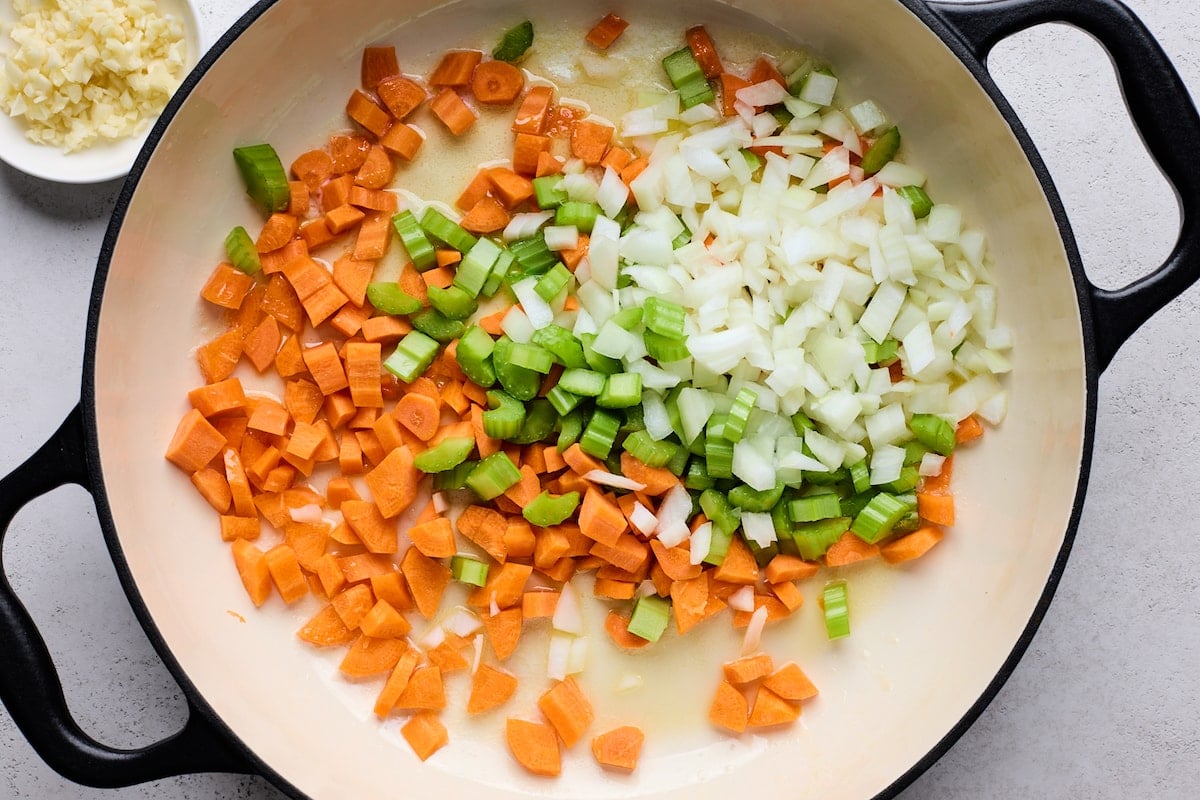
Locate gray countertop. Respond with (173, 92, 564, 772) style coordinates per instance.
(1, 0, 1198, 797)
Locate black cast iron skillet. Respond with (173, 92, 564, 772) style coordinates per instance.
(0, 0, 1196, 796)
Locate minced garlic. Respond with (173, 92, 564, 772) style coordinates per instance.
(0, 0, 187, 152)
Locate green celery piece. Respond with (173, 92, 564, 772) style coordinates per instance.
(823, 580, 850, 639)
(705, 433, 734, 479)
(724, 387, 757, 443)
(508, 342, 555, 374)
(426, 285, 478, 320)
(224, 226, 262, 275)
(662, 46, 704, 88)
(411, 308, 465, 343)
(466, 452, 522, 500)
(884, 465, 921, 494)
(454, 238, 502, 297)
(580, 408, 621, 458)
(643, 297, 686, 340)
(508, 235, 557, 276)
(910, 413, 956, 456)
(622, 430, 679, 469)
(451, 555, 490, 587)
(610, 307, 644, 332)
(597, 373, 642, 409)
(555, 201, 599, 233)
(413, 437, 476, 473)
(644, 330, 690, 362)
(559, 368, 607, 397)
(456, 325, 497, 387)
(392, 210, 437, 271)
(788, 493, 843, 522)
(684, 460, 714, 491)
(508, 398, 557, 445)
(861, 126, 901, 176)
(792, 517, 850, 560)
(745, 537, 778, 568)
(535, 263, 572, 302)
(580, 333, 622, 375)
(232, 144, 289, 214)
(699, 490, 741, 538)
(420, 207, 478, 253)
(729, 482, 785, 513)
(493, 19, 534, 62)
(849, 460, 871, 494)
(383, 331, 439, 383)
(850, 492, 913, 543)
(532, 174, 567, 209)
(627, 594, 670, 642)
(677, 76, 716, 109)
(897, 185, 933, 219)
(839, 491, 876, 521)
(367, 283, 423, 316)
(546, 386, 583, 416)
(703, 524, 734, 566)
(492, 336, 542, 401)
(433, 460, 477, 491)
(523, 491, 581, 527)
(557, 407, 587, 452)
(531, 325, 588, 369)
(481, 250, 515, 297)
(483, 390, 526, 439)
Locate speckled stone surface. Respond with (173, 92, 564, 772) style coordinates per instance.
(1, 0, 1198, 797)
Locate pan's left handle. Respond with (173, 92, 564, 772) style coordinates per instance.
(0, 406, 255, 787)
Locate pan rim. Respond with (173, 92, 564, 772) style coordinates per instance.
(80, 0, 1099, 797)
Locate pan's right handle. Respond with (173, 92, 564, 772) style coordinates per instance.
(928, 0, 1200, 372)
(0, 406, 254, 787)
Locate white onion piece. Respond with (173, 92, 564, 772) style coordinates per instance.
(547, 631, 572, 681)
(616, 672, 644, 692)
(567, 635, 589, 676)
(689, 521, 713, 565)
(420, 625, 446, 649)
(511, 277, 555, 330)
(471, 635, 484, 674)
(431, 492, 449, 514)
(870, 444, 905, 485)
(741, 512, 777, 549)
(631, 502, 658, 536)
(655, 484, 693, 547)
(728, 586, 756, 613)
(740, 605, 769, 656)
(552, 583, 584, 636)
(543, 225, 579, 251)
(584, 470, 647, 492)
(502, 211, 554, 242)
(444, 608, 482, 637)
(288, 504, 322, 524)
(919, 452, 947, 477)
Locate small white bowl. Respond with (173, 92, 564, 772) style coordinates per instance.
(0, 0, 203, 184)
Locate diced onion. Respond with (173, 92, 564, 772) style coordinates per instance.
(584, 470, 647, 492)
(740, 605, 769, 656)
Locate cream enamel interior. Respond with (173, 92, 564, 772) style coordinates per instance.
(93, 0, 1088, 797)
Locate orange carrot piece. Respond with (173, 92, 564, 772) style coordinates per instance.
(400, 547, 451, 619)
(731, 595, 792, 628)
(712, 536, 760, 585)
(353, 213, 392, 261)
(359, 598, 413, 639)
(262, 274, 305, 332)
(562, 443, 604, 476)
(241, 316, 282, 373)
(502, 520, 536, 560)
(349, 186, 398, 214)
(535, 151, 563, 177)
(364, 445, 420, 518)
(585, 13, 629, 50)
(603, 610, 650, 650)
(569, 119, 614, 166)
(322, 171, 357, 211)
(361, 315, 412, 344)
(709, 680, 749, 733)
(503, 465, 540, 508)
(479, 608, 521, 662)
(669, 574, 709, 635)
(374, 646, 420, 717)
(824, 531, 881, 567)
(916, 492, 955, 526)
(476, 308, 509, 337)
(468, 561, 531, 610)
(719, 73, 751, 116)
(361, 45, 400, 89)
(195, 329, 243, 384)
(297, 604, 355, 647)
(301, 342, 349, 395)
(188, 377, 247, 419)
(291, 149, 333, 193)
(956, 415, 984, 444)
(430, 49, 482, 86)
(165, 409, 226, 472)
(578, 488, 628, 547)
(521, 590, 560, 620)
(472, 60, 524, 105)
(748, 56, 787, 88)
(506, 718, 560, 777)
(420, 267, 454, 291)
(485, 167, 534, 208)
(379, 123, 425, 161)
(394, 392, 440, 442)
(769, 579, 804, 613)
(650, 540, 702, 582)
(260, 238, 308, 277)
(219, 514, 260, 543)
(512, 132, 551, 176)
(283, 379, 323, 426)
(230, 539, 272, 606)
(600, 145, 632, 172)
(263, 545, 307, 604)
(537, 676, 594, 748)
(341, 499, 398, 554)
(314, 552, 347, 597)
(340, 635, 407, 678)
(344, 341, 384, 409)
(589, 534, 650, 575)
(331, 583, 376, 629)
(591, 725, 642, 772)
(429, 88, 477, 136)
(255, 212, 298, 253)
(395, 665, 446, 710)
(455, 504, 508, 563)
(401, 711, 449, 761)
(377, 74, 427, 119)
(460, 195, 511, 234)
(512, 85, 554, 135)
(594, 577, 637, 601)
(370, 572, 413, 611)
(685, 25, 723, 79)
(764, 554, 820, 583)
(346, 90, 391, 136)
(921, 454, 953, 494)
(190, 467, 232, 513)
(762, 662, 819, 701)
(408, 516, 456, 559)
(297, 218, 337, 251)
(747, 685, 800, 728)
(724, 653, 774, 686)
(355, 145, 395, 190)
(880, 525, 945, 565)
(200, 262, 255, 310)
(618, 452, 678, 496)
(455, 170, 493, 211)
(467, 663, 518, 714)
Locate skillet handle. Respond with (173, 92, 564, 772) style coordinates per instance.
(928, 0, 1200, 371)
(0, 407, 253, 787)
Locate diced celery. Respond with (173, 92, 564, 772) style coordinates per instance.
(451, 555, 490, 587)
(598, 373, 642, 409)
(627, 594, 670, 642)
(392, 210, 437, 271)
(466, 452, 522, 500)
(383, 331, 439, 382)
(232, 144, 289, 213)
(523, 491, 580, 527)
(224, 226, 262, 275)
(413, 437, 476, 473)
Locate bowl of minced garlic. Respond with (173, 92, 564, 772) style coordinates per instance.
(0, 0, 201, 182)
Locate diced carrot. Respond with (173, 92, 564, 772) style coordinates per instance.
(401, 711, 448, 761)
(712, 536, 760, 585)
(468, 561, 531, 610)
(373, 413, 405, 453)
(340, 499, 398, 554)
(685, 25, 723, 78)
(296, 219, 335, 252)
(212, 416, 248, 452)
(475, 309, 509, 338)
(361, 315, 412, 344)
(762, 662, 819, 701)
(322, 172, 357, 211)
(230, 539, 272, 606)
(370, 571, 413, 611)
(956, 415, 984, 444)
(301, 342, 349, 396)
(165, 409, 226, 472)
(455, 504, 508, 563)
(261, 238, 309, 276)
(395, 664, 446, 710)
(537, 676, 594, 748)
(464, 662, 517, 714)
(262, 274, 305, 332)
(256, 213, 299, 253)
(747, 685, 800, 728)
(501, 520, 535, 560)
(453, 170, 492, 212)
(511, 84, 554, 135)
(475, 608, 520, 664)
(422, 641, 467, 675)
(521, 590, 560, 620)
(921, 454, 953, 494)
(284, 521, 329, 571)
(502, 465, 540, 508)
(585, 13, 629, 50)
(589, 534, 650, 575)
(618, 452, 678, 497)
(435, 249, 463, 269)
(354, 145, 395, 191)
(195, 329, 243, 384)
(748, 56, 787, 88)
(603, 610, 650, 650)
(764, 554, 819, 583)
(511, 132, 551, 176)
(361, 45, 400, 89)
(561, 443, 603, 476)
(470, 60, 524, 106)
(485, 167, 534, 208)
(330, 304, 370, 339)
(430, 49, 483, 86)
(241, 316, 282, 373)
(578, 489, 628, 547)
(535, 151, 563, 177)
(283, 379, 322, 427)
(374, 646, 420, 717)
(359, 598, 413, 639)
(599, 146, 632, 173)
(377, 74, 427, 119)
(708, 680, 749, 733)
(346, 90, 391, 136)
(330, 131, 371, 172)
(340, 635, 407, 678)
(291, 149, 333, 193)
(190, 467, 232, 513)
(719, 73, 751, 116)
(200, 263, 255, 309)
(349, 186, 398, 214)
(297, 603, 356, 647)
(263, 545, 307, 604)
(460, 195, 511, 233)
(379, 123, 425, 161)
(506, 718, 560, 777)
(916, 491, 955, 526)
(570, 119, 614, 166)
(188, 377, 247, 419)
(731, 595, 792, 628)
(392, 392, 439, 442)
(724, 653, 774, 685)
(400, 547, 451, 619)
(313, 553, 347, 597)
(649, 540, 702, 582)
(880, 525, 945, 565)
(769, 579, 804, 613)
(408, 516, 456, 559)
(429, 88, 477, 136)
(353, 213, 392, 261)
(364, 445, 421, 518)
(331, 583, 376, 629)
(823, 531, 881, 567)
